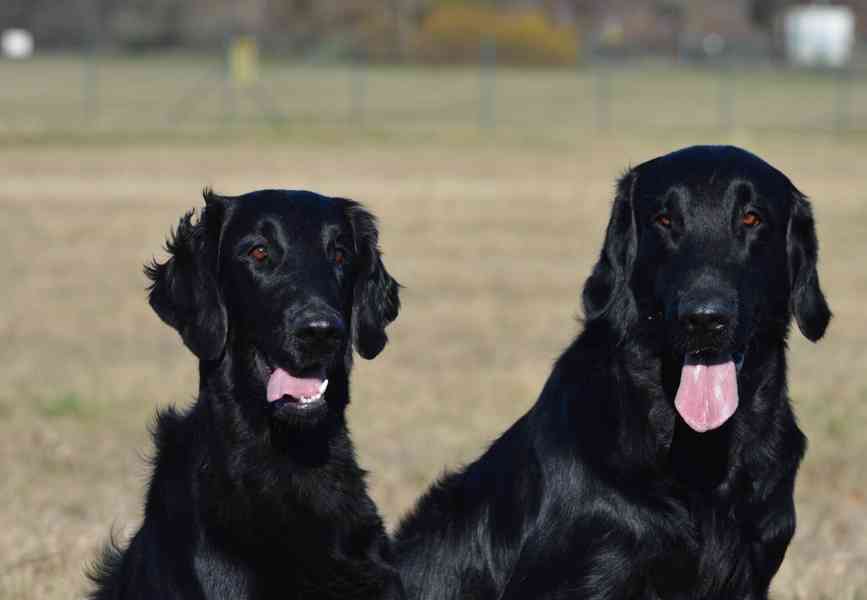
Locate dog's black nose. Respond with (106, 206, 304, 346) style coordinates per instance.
(679, 300, 735, 335)
(295, 318, 346, 349)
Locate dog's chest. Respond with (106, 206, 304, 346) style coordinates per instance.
(644, 499, 754, 597)
(194, 545, 255, 599)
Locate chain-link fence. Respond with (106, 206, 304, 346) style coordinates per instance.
(4, 48, 867, 139)
(4, 0, 867, 141)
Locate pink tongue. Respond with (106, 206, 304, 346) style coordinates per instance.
(266, 368, 323, 403)
(674, 358, 738, 432)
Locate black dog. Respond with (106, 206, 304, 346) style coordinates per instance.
(89, 189, 404, 600)
(395, 146, 831, 599)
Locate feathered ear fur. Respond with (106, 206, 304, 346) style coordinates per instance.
(581, 170, 639, 335)
(787, 190, 831, 342)
(344, 201, 401, 359)
(144, 190, 228, 360)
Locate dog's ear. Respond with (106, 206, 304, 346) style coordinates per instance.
(145, 190, 228, 360)
(582, 170, 639, 332)
(345, 201, 401, 360)
(787, 191, 831, 342)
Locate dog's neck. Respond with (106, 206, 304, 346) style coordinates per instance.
(189, 350, 374, 556)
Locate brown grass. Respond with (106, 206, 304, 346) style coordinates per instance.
(0, 58, 865, 600)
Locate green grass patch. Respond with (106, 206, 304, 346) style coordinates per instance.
(38, 392, 86, 418)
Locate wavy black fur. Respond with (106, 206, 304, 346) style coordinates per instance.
(88, 189, 403, 600)
(394, 146, 831, 600)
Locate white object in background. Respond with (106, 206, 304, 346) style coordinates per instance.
(1, 29, 34, 59)
(702, 33, 725, 57)
(784, 5, 855, 68)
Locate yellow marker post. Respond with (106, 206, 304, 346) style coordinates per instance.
(227, 36, 259, 88)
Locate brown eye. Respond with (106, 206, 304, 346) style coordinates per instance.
(742, 211, 762, 227)
(333, 249, 345, 266)
(249, 246, 268, 262)
(655, 213, 672, 228)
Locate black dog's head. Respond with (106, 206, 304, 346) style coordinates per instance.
(583, 145, 830, 432)
(146, 189, 400, 426)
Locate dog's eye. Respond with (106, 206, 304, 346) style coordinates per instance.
(654, 213, 672, 228)
(333, 248, 346, 266)
(742, 211, 762, 227)
(249, 246, 269, 262)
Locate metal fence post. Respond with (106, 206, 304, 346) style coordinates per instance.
(82, 35, 99, 124)
(594, 60, 611, 130)
(834, 65, 852, 134)
(479, 35, 496, 130)
(718, 58, 735, 131)
(350, 49, 368, 126)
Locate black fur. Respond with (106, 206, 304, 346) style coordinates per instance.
(88, 189, 404, 600)
(394, 146, 831, 600)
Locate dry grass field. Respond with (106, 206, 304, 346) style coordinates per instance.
(1, 57, 866, 599)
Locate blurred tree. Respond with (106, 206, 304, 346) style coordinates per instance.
(106, 0, 186, 50)
(416, 3, 578, 64)
(748, 0, 794, 56)
(749, 0, 788, 31)
(10, 0, 843, 59)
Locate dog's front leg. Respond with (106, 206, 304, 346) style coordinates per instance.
(496, 528, 650, 600)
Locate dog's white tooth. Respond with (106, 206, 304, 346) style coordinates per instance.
(319, 380, 329, 394)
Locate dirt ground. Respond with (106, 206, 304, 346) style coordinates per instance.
(1, 60, 866, 600)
